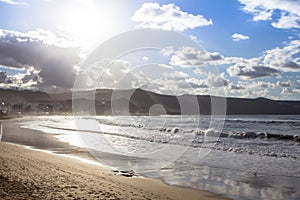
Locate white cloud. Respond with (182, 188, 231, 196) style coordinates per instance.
(248, 81, 276, 89)
(82, 59, 133, 89)
(272, 13, 300, 29)
(162, 45, 284, 80)
(0, 66, 41, 90)
(150, 72, 210, 95)
(227, 39, 300, 79)
(226, 79, 300, 99)
(281, 87, 293, 94)
(229, 83, 245, 90)
(81, 60, 179, 92)
(0, 29, 80, 90)
(189, 35, 198, 41)
(161, 71, 207, 91)
(206, 72, 229, 87)
(227, 80, 276, 99)
(238, 0, 300, 29)
(131, 3, 212, 31)
(295, 80, 300, 89)
(232, 33, 250, 41)
(160, 39, 299, 81)
(276, 80, 291, 87)
(163, 71, 188, 80)
(247, 88, 269, 98)
(186, 77, 207, 88)
(0, 29, 75, 48)
(157, 64, 173, 69)
(0, 0, 26, 5)
(263, 40, 300, 71)
(162, 46, 223, 68)
(130, 70, 190, 95)
(227, 64, 280, 79)
(253, 10, 273, 21)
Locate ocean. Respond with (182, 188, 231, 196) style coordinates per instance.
(20, 115, 300, 200)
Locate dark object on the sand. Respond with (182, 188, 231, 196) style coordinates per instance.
(112, 170, 136, 177)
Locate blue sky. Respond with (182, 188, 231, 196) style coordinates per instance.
(0, 0, 299, 99)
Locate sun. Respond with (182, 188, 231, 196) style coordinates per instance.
(60, 2, 117, 46)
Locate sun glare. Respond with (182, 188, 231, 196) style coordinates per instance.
(61, 3, 117, 46)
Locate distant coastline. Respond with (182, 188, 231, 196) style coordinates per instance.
(1, 88, 300, 115)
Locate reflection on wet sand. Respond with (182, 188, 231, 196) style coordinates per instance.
(0, 123, 3, 141)
(153, 165, 300, 200)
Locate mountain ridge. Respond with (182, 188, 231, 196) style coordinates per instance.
(0, 88, 300, 115)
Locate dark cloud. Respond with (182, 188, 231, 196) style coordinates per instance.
(227, 65, 280, 79)
(189, 82, 208, 88)
(165, 46, 223, 68)
(22, 71, 40, 84)
(230, 84, 244, 90)
(0, 31, 80, 89)
(282, 61, 300, 69)
(0, 71, 14, 84)
(0, 72, 8, 83)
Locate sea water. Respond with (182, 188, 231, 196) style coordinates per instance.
(21, 115, 300, 200)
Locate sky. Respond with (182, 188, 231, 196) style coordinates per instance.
(0, 0, 299, 99)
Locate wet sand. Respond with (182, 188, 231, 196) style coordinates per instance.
(0, 118, 230, 200)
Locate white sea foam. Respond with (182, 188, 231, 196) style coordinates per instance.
(17, 115, 300, 200)
(19, 115, 300, 172)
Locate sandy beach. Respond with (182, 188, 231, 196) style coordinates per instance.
(0, 119, 230, 200)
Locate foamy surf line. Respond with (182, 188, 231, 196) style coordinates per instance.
(4, 141, 111, 169)
(20, 120, 300, 160)
(0, 119, 122, 171)
(11, 120, 157, 178)
(2, 116, 300, 200)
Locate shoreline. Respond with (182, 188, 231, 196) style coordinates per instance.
(0, 118, 231, 200)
